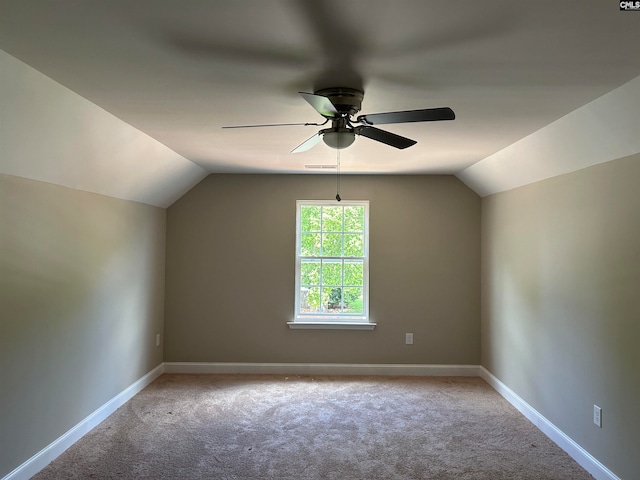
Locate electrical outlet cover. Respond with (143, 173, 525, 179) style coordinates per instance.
(593, 405, 602, 427)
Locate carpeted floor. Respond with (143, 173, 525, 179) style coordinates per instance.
(32, 374, 594, 479)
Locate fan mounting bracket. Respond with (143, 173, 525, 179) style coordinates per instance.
(314, 87, 364, 116)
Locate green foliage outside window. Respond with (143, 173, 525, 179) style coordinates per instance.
(299, 204, 366, 314)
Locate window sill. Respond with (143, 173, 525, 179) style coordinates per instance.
(287, 321, 376, 330)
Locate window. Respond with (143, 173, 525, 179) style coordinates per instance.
(291, 200, 372, 328)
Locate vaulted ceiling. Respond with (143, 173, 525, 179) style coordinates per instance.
(1, 1, 640, 206)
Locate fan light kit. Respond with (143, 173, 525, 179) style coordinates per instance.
(321, 124, 355, 150)
(223, 87, 455, 153)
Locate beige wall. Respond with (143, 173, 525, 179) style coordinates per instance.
(4, 156, 636, 476)
(481, 154, 640, 480)
(165, 174, 481, 364)
(0, 174, 166, 477)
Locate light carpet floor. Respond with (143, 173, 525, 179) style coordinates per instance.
(32, 374, 594, 479)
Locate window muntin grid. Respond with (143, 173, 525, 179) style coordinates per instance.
(295, 201, 369, 321)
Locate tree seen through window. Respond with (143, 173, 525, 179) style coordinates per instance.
(296, 202, 368, 319)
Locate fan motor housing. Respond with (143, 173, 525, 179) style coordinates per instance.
(315, 87, 364, 116)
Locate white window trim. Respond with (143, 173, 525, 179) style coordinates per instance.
(287, 321, 376, 330)
(291, 200, 373, 330)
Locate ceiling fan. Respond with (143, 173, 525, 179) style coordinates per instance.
(223, 87, 455, 153)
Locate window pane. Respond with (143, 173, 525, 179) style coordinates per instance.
(322, 233, 343, 256)
(301, 286, 321, 313)
(322, 260, 342, 286)
(344, 206, 364, 232)
(301, 260, 320, 285)
(301, 205, 321, 232)
(326, 287, 343, 313)
(296, 201, 368, 320)
(343, 234, 364, 257)
(322, 206, 343, 232)
(301, 233, 321, 256)
(343, 287, 363, 314)
(343, 260, 363, 286)
(320, 287, 332, 313)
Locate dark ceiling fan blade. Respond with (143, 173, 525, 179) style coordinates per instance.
(292, 0, 363, 92)
(222, 120, 326, 129)
(299, 92, 339, 118)
(355, 126, 417, 149)
(169, 34, 311, 68)
(291, 132, 323, 153)
(357, 107, 455, 125)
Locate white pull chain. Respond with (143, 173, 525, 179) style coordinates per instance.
(335, 148, 341, 202)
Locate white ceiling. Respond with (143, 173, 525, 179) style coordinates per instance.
(1, 0, 640, 204)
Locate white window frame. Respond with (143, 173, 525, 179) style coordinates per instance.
(289, 200, 374, 330)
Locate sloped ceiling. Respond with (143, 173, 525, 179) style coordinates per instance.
(0, 50, 207, 208)
(1, 0, 640, 206)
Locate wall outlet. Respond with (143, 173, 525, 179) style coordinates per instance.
(156, 333, 161, 347)
(405, 333, 414, 345)
(593, 405, 602, 428)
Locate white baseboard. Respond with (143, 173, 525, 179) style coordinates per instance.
(163, 362, 480, 377)
(479, 367, 620, 480)
(3, 363, 618, 480)
(2, 364, 164, 480)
